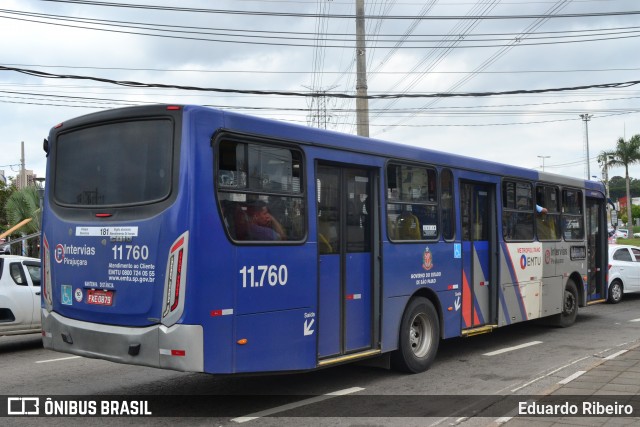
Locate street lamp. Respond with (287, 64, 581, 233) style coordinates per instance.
(580, 113, 592, 179)
(538, 155, 550, 171)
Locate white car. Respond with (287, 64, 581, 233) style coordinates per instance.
(608, 245, 640, 304)
(0, 255, 41, 336)
(614, 228, 629, 239)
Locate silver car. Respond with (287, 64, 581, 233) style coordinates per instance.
(0, 255, 41, 336)
(608, 245, 640, 304)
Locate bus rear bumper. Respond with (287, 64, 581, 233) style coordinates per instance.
(41, 309, 204, 373)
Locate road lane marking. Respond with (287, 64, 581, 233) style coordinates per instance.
(558, 370, 586, 384)
(36, 356, 82, 364)
(483, 341, 542, 356)
(509, 355, 590, 392)
(231, 387, 364, 423)
(604, 349, 628, 360)
(630, 318, 640, 322)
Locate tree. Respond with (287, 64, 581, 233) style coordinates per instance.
(0, 180, 17, 233)
(609, 135, 640, 227)
(597, 149, 616, 198)
(4, 186, 41, 256)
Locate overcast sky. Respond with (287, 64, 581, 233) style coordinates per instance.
(1, 0, 639, 185)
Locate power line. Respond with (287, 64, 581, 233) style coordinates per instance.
(2, 64, 640, 99)
(3, 87, 640, 113)
(7, 62, 634, 74)
(8, 8, 640, 39)
(35, 1, 640, 20)
(3, 9, 640, 48)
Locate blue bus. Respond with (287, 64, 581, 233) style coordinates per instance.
(41, 105, 608, 374)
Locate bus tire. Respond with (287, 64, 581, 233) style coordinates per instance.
(553, 279, 578, 327)
(391, 297, 439, 373)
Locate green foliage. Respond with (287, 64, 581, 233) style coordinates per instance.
(615, 237, 640, 246)
(3, 186, 42, 257)
(0, 180, 17, 232)
(5, 186, 41, 234)
(609, 135, 640, 229)
(609, 175, 640, 200)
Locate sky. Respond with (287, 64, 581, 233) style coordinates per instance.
(1, 0, 639, 186)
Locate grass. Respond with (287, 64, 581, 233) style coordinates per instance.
(613, 237, 640, 246)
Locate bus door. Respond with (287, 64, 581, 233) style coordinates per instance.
(586, 196, 606, 302)
(316, 164, 379, 359)
(460, 181, 497, 329)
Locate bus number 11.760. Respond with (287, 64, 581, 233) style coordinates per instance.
(112, 245, 149, 261)
(239, 265, 288, 288)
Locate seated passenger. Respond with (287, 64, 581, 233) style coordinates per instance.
(246, 201, 286, 241)
(396, 207, 421, 240)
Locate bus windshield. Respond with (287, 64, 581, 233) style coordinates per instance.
(54, 119, 174, 207)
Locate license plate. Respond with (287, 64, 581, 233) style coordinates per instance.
(87, 289, 114, 306)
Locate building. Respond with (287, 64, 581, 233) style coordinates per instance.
(15, 169, 37, 190)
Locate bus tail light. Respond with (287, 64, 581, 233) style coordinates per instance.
(161, 231, 189, 326)
(42, 234, 53, 310)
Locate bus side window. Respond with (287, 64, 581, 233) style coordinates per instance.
(386, 163, 438, 241)
(220, 199, 236, 239)
(535, 185, 560, 241)
(216, 140, 305, 243)
(502, 180, 534, 241)
(441, 169, 455, 241)
(562, 189, 584, 240)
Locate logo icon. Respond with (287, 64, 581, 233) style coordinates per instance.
(55, 244, 65, 263)
(520, 254, 527, 270)
(61, 285, 73, 305)
(7, 397, 40, 415)
(422, 247, 433, 271)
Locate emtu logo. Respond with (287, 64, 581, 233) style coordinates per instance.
(55, 244, 65, 263)
(520, 254, 542, 269)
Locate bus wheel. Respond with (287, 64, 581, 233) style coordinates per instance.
(391, 297, 439, 373)
(553, 279, 578, 327)
(608, 280, 623, 304)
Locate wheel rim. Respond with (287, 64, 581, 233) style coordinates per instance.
(409, 312, 432, 358)
(611, 283, 622, 301)
(563, 289, 576, 314)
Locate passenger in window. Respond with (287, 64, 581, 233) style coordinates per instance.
(246, 201, 286, 241)
(536, 204, 556, 240)
(396, 206, 421, 240)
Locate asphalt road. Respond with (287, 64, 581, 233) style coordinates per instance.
(3, 294, 640, 427)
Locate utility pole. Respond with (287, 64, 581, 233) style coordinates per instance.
(355, 0, 369, 137)
(537, 155, 550, 171)
(20, 141, 26, 189)
(580, 114, 592, 179)
(602, 158, 610, 199)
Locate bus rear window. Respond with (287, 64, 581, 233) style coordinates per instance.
(54, 119, 173, 206)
